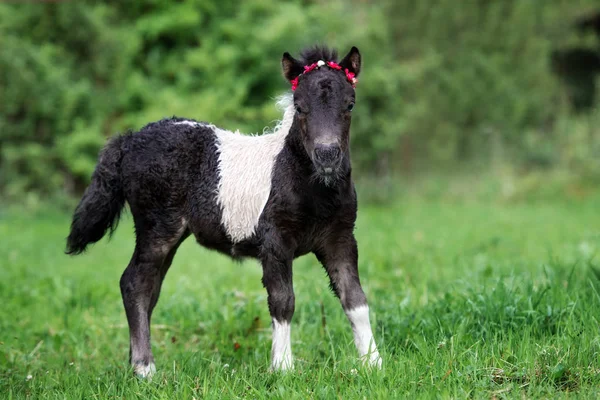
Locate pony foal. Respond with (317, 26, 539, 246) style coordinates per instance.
(66, 45, 381, 377)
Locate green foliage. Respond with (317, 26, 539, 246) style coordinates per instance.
(0, 3, 136, 198)
(0, 0, 599, 201)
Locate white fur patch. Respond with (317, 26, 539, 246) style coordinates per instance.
(271, 319, 293, 370)
(215, 96, 294, 243)
(172, 120, 201, 127)
(134, 362, 156, 379)
(346, 305, 382, 368)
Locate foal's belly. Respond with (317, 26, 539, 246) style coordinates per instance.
(190, 223, 261, 260)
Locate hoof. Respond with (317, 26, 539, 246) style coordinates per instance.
(370, 355, 382, 369)
(134, 362, 156, 379)
(270, 357, 294, 372)
(363, 351, 382, 369)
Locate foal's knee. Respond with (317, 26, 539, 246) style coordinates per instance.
(335, 276, 368, 312)
(266, 284, 295, 322)
(119, 257, 162, 301)
(119, 266, 136, 298)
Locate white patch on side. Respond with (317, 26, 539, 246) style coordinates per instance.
(172, 120, 201, 127)
(271, 319, 293, 371)
(134, 362, 156, 379)
(215, 95, 295, 243)
(345, 305, 382, 368)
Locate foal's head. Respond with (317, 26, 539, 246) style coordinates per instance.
(282, 46, 361, 183)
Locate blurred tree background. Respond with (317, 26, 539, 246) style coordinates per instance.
(1, 0, 599, 204)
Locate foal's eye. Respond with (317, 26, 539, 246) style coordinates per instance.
(295, 105, 303, 114)
(347, 102, 355, 112)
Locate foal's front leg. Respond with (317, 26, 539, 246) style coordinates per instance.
(318, 234, 382, 367)
(260, 246, 295, 371)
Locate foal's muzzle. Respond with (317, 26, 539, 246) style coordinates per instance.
(313, 144, 342, 174)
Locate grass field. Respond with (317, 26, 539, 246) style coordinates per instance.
(2, 195, 600, 399)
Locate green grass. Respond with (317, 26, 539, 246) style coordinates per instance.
(2, 197, 600, 399)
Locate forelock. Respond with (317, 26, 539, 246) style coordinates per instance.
(299, 46, 338, 65)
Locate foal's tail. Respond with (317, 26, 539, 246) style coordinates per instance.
(66, 135, 127, 255)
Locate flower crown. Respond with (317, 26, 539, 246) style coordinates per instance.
(290, 60, 357, 91)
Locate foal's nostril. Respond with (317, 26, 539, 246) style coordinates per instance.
(314, 145, 341, 164)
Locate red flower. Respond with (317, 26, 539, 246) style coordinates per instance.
(345, 69, 357, 88)
(327, 61, 342, 70)
(303, 62, 319, 73)
(290, 77, 299, 91)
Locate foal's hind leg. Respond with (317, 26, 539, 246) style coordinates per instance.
(120, 228, 186, 378)
(147, 232, 190, 324)
(317, 233, 381, 368)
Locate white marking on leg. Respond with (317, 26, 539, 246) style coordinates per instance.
(345, 305, 382, 368)
(271, 319, 293, 370)
(134, 362, 156, 379)
(215, 95, 294, 242)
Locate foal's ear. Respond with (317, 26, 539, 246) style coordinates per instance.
(281, 52, 304, 81)
(339, 46, 362, 77)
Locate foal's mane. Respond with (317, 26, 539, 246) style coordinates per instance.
(299, 46, 339, 64)
(263, 94, 294, 135)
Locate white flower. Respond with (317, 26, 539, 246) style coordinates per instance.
(26, 374, 33, 381)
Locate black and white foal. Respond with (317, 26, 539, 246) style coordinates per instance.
(66, 45, 381, 377)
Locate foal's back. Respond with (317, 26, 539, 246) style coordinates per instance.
(121, 118, 216, 200)
(119, 118, 233, 251)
